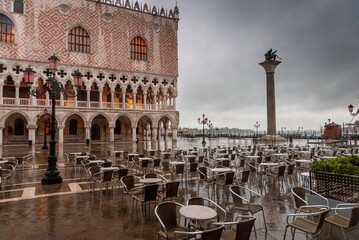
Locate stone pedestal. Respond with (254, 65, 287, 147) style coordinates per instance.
(259, 60, 281, 135)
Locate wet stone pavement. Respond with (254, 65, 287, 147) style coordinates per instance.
(0, 139, 357, 239)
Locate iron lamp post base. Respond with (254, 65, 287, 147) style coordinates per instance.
(41, 170, 62, 185)
(42, 144, 48, 150)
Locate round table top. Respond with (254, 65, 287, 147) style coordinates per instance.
(0, 160, 8, 164)
(246, 156, 259, 158)
(260, 162, 278, 166)
(180, 205, 217, 221)
(301, 172, 310, 177)
(89, 160, 105, 163)
(139, 178, 163, 184)
(214, 158, 229, 161)
(101, 167, 119, 171)
(295, 159, 312, 163)
(273, 153, 287, 156)
(76, 155, 89, 159)
(210, 167, 233, 172)
(139, 157, 152, 161)
(320, 156, 337, 159)
(128, 153, 139, 156)
(170, 161, 185, 165)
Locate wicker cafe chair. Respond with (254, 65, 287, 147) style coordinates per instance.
(158, 181, 181, 202)
(155, 202, 187, 240)
(132, 184, 159, 218)
(0, 167, 12, 189)
(174, 226, 224, 240)
(230, 186, 267, 236)
(291, 187, 329, 213)
(197, 167, 215, 198)
(211, 216, 256, 240)
(325, 204, 359, 240)
(283, 206, 331, 240)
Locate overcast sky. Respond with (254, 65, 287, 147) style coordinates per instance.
(148, 0, 359, 131)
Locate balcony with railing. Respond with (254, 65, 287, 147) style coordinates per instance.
(0, 97, 176, 111)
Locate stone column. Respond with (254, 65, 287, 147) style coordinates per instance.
(27, 125, 37, 145)
(144, 94, 147, 109)
(46, 92, 50, 106)
(86, 90, 91, 107)
(152, 127, 158, 141)
(259, 60, 281, 136)
(74, 92, 78, 107)
(0, 126, 3, 145)
(173, 97, 176, 110)
(164, 128, 168, 140)
(15, 83, 20, 105)
(153, 95, 157, 110)
(58, 125, 64, 144)
(60, 93, 64, 107)
(109, 126, 115, 142)
(0, 83, 3, 105)
(85, 127, 91, 144)
(133, 91, 137, 110)
(172, 128, 178, 140)
(122, 92, 126, 109)
(99, 87, 103, 108)
(132, 126, 137, 142)
(110, 90, 115, 108)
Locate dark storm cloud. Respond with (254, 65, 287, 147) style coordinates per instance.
(149, 0, 359, 130)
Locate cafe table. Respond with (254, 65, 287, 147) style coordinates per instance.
(180, 205, 217, 230)
(139, 178, 163, 185)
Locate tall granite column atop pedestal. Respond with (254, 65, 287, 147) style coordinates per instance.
(259, 60, 281, 135)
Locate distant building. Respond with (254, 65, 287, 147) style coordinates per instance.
(0, 0, 180, 145)
(324, 123, 341, 140)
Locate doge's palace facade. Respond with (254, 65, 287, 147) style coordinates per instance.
(0, 0, 179, 145)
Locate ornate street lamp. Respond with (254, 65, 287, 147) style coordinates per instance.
(254, 121, 260, 137)
(348, 100, 359, 123)
(198, 114, 209, 145)
(37, 108, 50, 150)
(23, 54, 83, 185)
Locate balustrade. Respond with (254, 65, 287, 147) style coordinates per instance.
(3, 98, 15, 105)
(0, 97, 175, 110)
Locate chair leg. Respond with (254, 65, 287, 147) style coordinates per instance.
(283, 225, 289, 240)
(341, 227, 347, 240)
(262, 210, 268, 232)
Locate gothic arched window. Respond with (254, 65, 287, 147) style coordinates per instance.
(69, 119, 78, 135)
(130, 37, 147, 61)
(68, 26, 90, 53)
(14, 118, 24, 135)
(13, 0, 24, 14)
(0, 14, 15, 43)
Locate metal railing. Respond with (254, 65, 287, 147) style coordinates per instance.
(77, 101, 87, 107)
(90, 101, 99, 108)
(102, 102, 111, 108)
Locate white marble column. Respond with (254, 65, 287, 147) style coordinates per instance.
(153, 95, 157, 110)
(172, 128, 178, 140)
(164, 128, 168, 140)
(58, 125, 64, 144)
(122, 92, 126, 109)
(86, 90, 90, 107)
(173, 97, 176, 110)
(15, 83, 20, 105)
(109, 127, 115, 142)
(152, 127, 158, 141)
(60, 93, 64, 107)
(27, 125, 37, 145)
(144, 94, 147, 109)
(99, 87, 103, 108)
(133, 91, 137, 110)
(0, 126, 3, 145)
(0, 83, 3, 105)
(46, 92, 50, 106)
(74, 95, 78, 107)
(85, 127, 90, 143)
(132, 127, 137, 142)
(111, 90, 114, 108)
